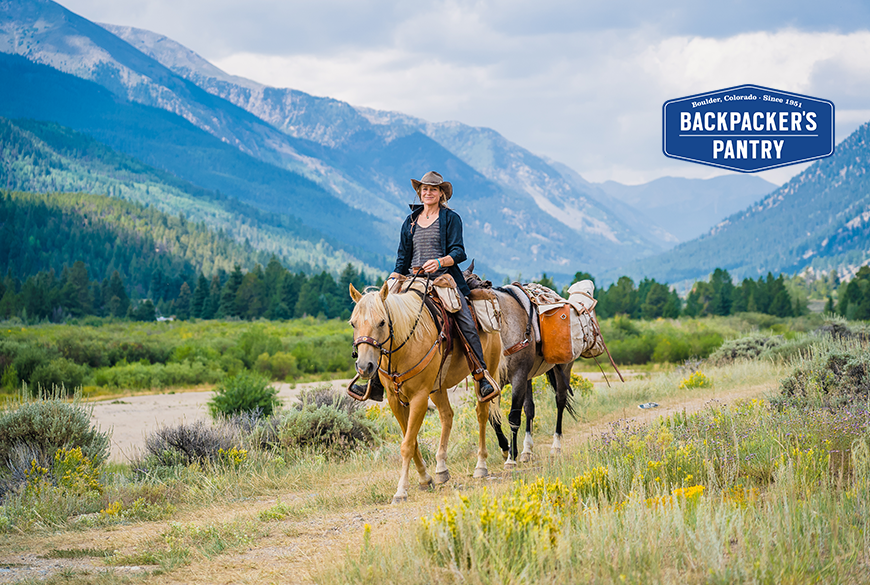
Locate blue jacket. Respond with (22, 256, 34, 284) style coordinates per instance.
(394, 205, 471, 296)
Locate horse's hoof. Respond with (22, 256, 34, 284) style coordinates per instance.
(419, 477, 434, 490)
(473, 467, 488, 479)
(550, 447, 562, 456)
(504, 459, 517, 469)
(391, 495, 408, 504)
(434, 470, 451, 485)
(518, 452, 533, 463)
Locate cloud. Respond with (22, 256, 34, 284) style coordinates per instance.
(56, 1, 870, 184)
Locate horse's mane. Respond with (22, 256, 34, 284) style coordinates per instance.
(353, 289, 435, 344)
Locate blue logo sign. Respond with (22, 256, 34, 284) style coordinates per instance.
(663, 85, 834, 172)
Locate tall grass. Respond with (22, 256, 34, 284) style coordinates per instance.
(326, 395, 870, 584)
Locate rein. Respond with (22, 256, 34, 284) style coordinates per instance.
(352, 273, 447, 405)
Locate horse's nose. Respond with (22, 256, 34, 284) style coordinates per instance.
(356, 360, 375, 378)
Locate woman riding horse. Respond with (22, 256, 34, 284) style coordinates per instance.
(349, 171, 500, 402)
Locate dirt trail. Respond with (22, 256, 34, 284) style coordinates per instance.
(2, 378, 774, 584)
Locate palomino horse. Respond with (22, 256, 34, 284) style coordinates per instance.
(349, 281, 502, 504)
(464, 268, 576, 466)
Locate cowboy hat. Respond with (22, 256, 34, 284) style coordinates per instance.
(411, 171, 453, 201)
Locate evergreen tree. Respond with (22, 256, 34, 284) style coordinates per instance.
(640, 281, 671, 320)
(709, 268, 734, 316)
(201, 275, 222, 319)
(217, 265, 244, 318)
(175, 281, 192, 320)
(190, 273, 209, 319)
(662, 289, 681, 318)
(236, 266, 266, 320)
(598, 276, 638, 318)
(62, 261, 93, 316)
(107, 271, 129, 317)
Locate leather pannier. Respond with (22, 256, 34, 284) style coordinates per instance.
(539, 305, 574, 364)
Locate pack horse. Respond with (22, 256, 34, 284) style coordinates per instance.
(464, 267, 611, 466)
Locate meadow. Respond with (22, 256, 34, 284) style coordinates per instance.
(0, 313, 867, 583)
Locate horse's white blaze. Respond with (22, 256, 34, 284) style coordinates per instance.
(522, 431, 534, 455)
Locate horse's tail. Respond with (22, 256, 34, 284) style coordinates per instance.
(546, 366, 578, 420)
(486, 394, 503, 425)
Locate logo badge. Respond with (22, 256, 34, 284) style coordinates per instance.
(663, 85, 835, 172)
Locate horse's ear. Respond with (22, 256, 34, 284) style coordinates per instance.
(349, 283, 363, 303)
(379, 280, 389, 301)
(468, 259, 475, 274)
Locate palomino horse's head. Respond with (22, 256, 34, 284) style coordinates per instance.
(348, 282, 390, 380)
(349, 281, 437, 380)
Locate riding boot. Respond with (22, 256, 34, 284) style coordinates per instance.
(454, 295, 500, 401)
(348, 376, 385, 402)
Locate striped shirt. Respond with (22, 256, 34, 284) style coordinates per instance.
(410, 217, 446, 276)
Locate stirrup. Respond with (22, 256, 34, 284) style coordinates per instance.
(476, 371, 501, 403)
(346, 374, 371, 402)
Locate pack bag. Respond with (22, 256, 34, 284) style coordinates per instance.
(432, 273, 462, 313)
(539, 304, 574, 363)
(468, 289, 501, 333)
(566, 280, 605, 359)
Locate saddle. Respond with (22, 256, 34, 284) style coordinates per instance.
(390, 272, 496, 388)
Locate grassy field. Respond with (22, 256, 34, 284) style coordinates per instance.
(1, 316, 868, 584)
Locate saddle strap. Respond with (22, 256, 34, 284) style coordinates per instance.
(379, 331, 446, 387)
(503, 338, 530, 356)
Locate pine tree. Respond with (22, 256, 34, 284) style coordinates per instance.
(107, 271, 129, 317)
(190, 273, 209, 319)
(175, 281, 192, 320)
(217, 265, 244, 318)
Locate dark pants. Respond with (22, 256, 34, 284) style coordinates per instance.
(454, 294, 488, 372)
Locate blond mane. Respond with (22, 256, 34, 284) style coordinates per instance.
(352, 289, 435, 345)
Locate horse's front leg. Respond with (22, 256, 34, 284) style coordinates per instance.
(392, 392, 432, 503)
(429, 386, 454, 484)
(474, 398, 490, 478)
(518, 380, 536, 463)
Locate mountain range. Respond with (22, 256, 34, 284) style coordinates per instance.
(620, 120, 870, 286)
(4, 0, 867, 289)
(0, 0, 785, 284)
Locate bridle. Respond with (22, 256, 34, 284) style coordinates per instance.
(351, 273, 446, 404)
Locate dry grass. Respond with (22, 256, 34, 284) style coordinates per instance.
(0, 362, 788, 584)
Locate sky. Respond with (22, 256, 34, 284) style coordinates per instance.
(60, 0, 870, 186)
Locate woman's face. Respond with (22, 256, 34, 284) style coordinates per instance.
(420, 184, 442, 206)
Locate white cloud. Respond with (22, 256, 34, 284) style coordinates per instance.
(212, 28, 869, 185)
(55, 1, 870, 185)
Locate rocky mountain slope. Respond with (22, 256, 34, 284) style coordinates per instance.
(620, 121, 870, 284)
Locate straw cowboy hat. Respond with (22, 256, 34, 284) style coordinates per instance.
(411, 171, 453, 201)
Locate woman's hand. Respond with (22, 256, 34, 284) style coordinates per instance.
(422, 256, 453, 273)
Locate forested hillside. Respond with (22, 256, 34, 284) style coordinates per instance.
(0, 190, 374, 322)
(0, 53, 394, 270)
(0, 116, 374, 274)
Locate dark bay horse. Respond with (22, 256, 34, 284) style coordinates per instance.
(464, 267, 576, 466)
(349, 281, 503, 503)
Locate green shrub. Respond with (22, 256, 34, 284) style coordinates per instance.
(254, 351, 299, 380)
(779, 337, 870, 407)
(0, 388, 110, 499)
(709, 334, 784, 364)
(28, 358, 86, 393)
(141, 420, 241, 468)
(208, 371, 280, 419)
(272, 386, 379, 455)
